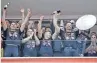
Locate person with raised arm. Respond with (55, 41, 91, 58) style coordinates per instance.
(52, 11, 63, 56)
(22, 29, 40, 57)
(52, 10, 79, 56)
(2, 8, 32, 57)
(37, 16, 53, 56)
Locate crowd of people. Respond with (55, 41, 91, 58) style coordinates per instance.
(1, 8, 97, 57)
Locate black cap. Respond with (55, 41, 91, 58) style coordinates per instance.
(57, 10, 61, 13)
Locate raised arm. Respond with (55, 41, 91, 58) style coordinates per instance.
(85, 43, 97, 53)
(52, 11, 60, 40)
(37, 16, 44, 39)
(20, 9, 31, 32)
(22, 32, 34, 43)
(60, 20, 64, 31)
(85, 45, 92, 53)
(80, 31, 90, 39)
(28, 21, 34, 29)
(2, 9, 7, 30)
(19, 8, 25, 24)
(21, 8, 25, 22)
(34, 29, 40, 46)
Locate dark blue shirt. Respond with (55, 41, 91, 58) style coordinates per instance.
(4, 29, 23, 46)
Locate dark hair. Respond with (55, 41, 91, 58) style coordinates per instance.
(65, 21, 72, 26)
(90, 32, 97, 38)
(57, 10, 61, 13)
(27, 28, 34, 32)
(25, 28, 35, 39)
(45, 26, 50, 29)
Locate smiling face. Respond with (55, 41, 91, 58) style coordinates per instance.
(10, 22, 17, 31)
(44, 31, 51, 40)
(65, 22, 72, 31)
(27, 29, 34, 36)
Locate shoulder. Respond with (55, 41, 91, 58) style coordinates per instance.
(18, 29, 24, 34)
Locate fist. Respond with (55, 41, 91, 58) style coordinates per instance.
(27, 8, 32, 17)
(70, 20, 75, 24)
(52, 10, 61, 16)
(40, 16, 44, 21)
(20, 8, 24, 13)
(27, 8, 31, 14)
(3, 8, 7, 13)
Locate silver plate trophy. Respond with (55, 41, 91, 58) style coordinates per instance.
(76, 15, 96, 30)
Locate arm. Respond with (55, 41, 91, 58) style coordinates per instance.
(21, 8, 25, 22)
(85, 46, 90, 53)
(85, 44, 93, 53)
(50, 20, 55, 34)
(22, 32, 34, 43)
(37, 16, 44, 39)
(20, 9, 31, 32)
(34, 29, 40, 46)
(52, 12, 60, 40)
(60, 20, 64, 31)
(28, 21, 34, 29)
(2, 9, 7, 30)
(95, 46, 97, 52)
(19, 8, 25, 24)
(80, 32, 90, 39)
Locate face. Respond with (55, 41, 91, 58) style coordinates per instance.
(10, 23, 17, 30)
(91, 35, 97, 42)
(27, 29, 33, 36)
(44, 31, 51, 40)
(65, 23, 72, 31)
(42, 27, 46, 33)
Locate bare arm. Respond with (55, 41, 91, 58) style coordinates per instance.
(85, 44, 97, 53)
(37, 16, 44, 39)
(20, 9, 31, 32)
(22, 32, 34, 43)
(2, 9, 7, 30)
(60, 20, 64, 31)
(34, 29, 40, 45)
(21, 8, 25, 22)
(28, 21, 34, 29)
(85, 46, 91, 53)
(19, 8, 25, 24)
(52, 12, 60, 40)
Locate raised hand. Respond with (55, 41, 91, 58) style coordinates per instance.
(52, 10, 61, 17)
(3, 8, 7, 14)
(27, 8, 31, 14)
(39, 16, 44, 21)
(31, 31, 34, 36)
(27, 8, 32, 17)
(34, 29, 37, 35)
(20, 8, 24, 13)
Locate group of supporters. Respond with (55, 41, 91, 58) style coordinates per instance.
(1, 8, 97, 57)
